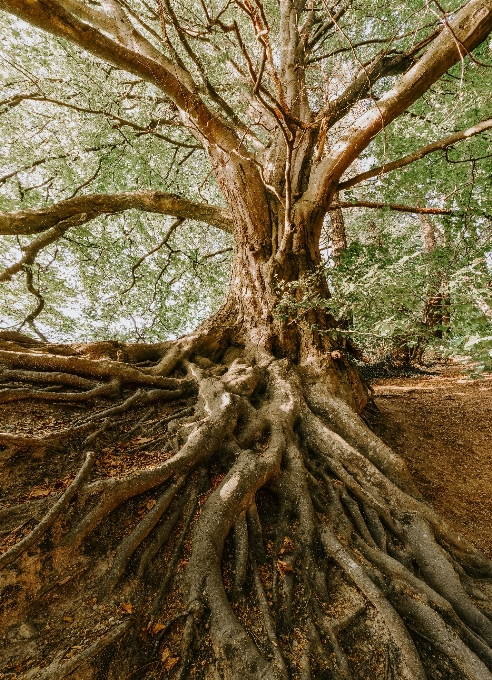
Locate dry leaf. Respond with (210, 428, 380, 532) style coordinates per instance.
(120, 602, 133, 614)
(31, 488, 50, 498)
(146, 499, 156, 510)
(164, 656, 179, 671)
(152, 622, 165, 634)
(161, 647, 171, 662)
(62, 615, 73, 622)
(276, 560, 294, 574)
(282, 537, 295, 552)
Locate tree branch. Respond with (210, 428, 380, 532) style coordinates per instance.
(300, 0, 492, 213)
(339, 118, 492, 190)
(314, 29, 442, 133)
(0, 190, 234, 236)
(0, 214, 89, 282)
(58, 0, 196, 91)
(4, 94, 201, 148)
(0, 0, 242, 153)
(334, 201, 454, 215)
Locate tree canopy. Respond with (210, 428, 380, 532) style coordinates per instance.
(0, 0, 491, 361)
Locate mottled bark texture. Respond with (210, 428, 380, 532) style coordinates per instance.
(1, 0, 492, 677)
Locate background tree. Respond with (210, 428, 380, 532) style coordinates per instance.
(0, 1, 492, 678)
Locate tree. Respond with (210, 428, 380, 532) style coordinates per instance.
(0, 0, 492, 678)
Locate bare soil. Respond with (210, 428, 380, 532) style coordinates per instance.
(364, 364, 492, 558)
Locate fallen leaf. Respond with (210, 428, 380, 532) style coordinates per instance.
(161, 647, 171, 662)
(282, 537, 295, 552)
(276, 560, 294, 574)
(120, 603, 133, 614)
(152, 622, 165, 634)
(31, 488, 50, 498)
(164, 656, 179, 671)
(62, 615, 73, 623)
(146, 499, 156, 510)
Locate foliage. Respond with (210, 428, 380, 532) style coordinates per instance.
(278, 208, 492, 370)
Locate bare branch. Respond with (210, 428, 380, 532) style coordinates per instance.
(0, 214, 89, 282)
(339, 117, 492, 190)
(5, 94, 201, 148)
(120, 217, 184, 295)
(19, 267, 48, 340)
(0, 190, 234, 236)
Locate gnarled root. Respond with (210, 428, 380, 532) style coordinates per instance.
(1, 338, 492, 680)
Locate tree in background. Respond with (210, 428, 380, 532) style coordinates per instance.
(1, 1, 492, 678)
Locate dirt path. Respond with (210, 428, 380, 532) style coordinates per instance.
(365, 367, 492, 558)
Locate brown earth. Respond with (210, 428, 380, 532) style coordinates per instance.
(364, 365, 492, 558)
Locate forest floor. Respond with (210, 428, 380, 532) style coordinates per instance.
(364, 361, 492, 559)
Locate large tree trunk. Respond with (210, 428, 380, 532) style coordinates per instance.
(2, 209, 492, 680)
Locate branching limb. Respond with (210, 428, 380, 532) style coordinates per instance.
(335, 200, 454, 215)
(0, 190, 233, 237)
(0, 214, 88, 281)
(119, 218, 184, 296)
(300, 0, 492, 212)
(339, 117, 492, 190)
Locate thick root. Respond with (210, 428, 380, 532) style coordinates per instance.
(1, 337, 492, 680)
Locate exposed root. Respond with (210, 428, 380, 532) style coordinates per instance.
(23, 619, 135, 680)
(0, 378, 123, 404)
(2, 338, 492, 680)
(151, 472, 206, 617)
(252, 557, 289, 680)
(99, 475, 187, 598)
(0, 348, 193, 389)
(0, 447, 99, 570)
(82, 387, 188, 422)
(0, 367, 99, 389)
(232, 512, 248, 598)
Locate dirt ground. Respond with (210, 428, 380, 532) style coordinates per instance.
(364, 363, 492, 558)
